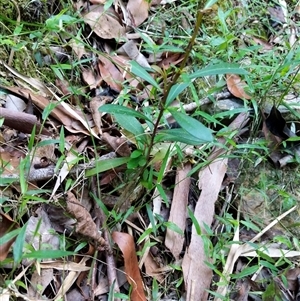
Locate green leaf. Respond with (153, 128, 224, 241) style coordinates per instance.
(231, 265, 259, 279)
(130, 61, 161, 90)
(163, 222, 184, 235)
(166, 82, 190, 107)
(85, 157, 130, 177)
(170, 111, 213, 142)
(13, 223, 27, 263)
(23, 250, 74, 259)
(99, 104, 152, 123)
(155, 128, 209, 145)
(114, 114, 145, 137)
(188, 207, 201, 235)
(189, 62, 248, 79)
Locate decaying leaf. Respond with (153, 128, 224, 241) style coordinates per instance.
(165, 163, 191, 260)
(102, 132, 131, 157)
(127, 0, 149, 27)
(182, 112, 249, 301)
(112, 232, 146, 301)
(66, 191, 108, 250)
(84, 5, 125, 39)
(98, 56, 124, 91)
(0, 213, 19, 261)
(226, 74, 251, 100)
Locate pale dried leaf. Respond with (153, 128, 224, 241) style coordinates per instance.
(226, 74, 251, 100)
(182, 157, 227, 301)
(117, 41, 151, 68)
(84, 6, 125, 39)
(69, 38, 88, 60)
(28, 269, 53, 298)
(127, 0, 149, 26)
(165, 163, 191, 260)
(5, 94, 26, 111)
(144, 252, 164, 283)
(25, 207, 60, 251)
(183, 112, 250, 301)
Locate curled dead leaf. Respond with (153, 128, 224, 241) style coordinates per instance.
(226, 74, 251, 100)
(226, 74, 251, 99)
(66, 191, 108, 251)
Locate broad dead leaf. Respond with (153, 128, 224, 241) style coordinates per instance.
(165, 163, 191, 260)
(0, 213, 19, 261)
(66, 191, 108, 250)
(82, 68, 102, 90)
(127, 0, 149, 27)
(117, 41, 151, 68)
(112, 232, 146, 301)
(98, 56, 124, 91)
(102, 132, 131, 157)
(84, 5, 125, 39)
(182, 112, 249, 301)
(226, 74, 251, 100)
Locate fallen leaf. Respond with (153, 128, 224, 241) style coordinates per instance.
(117, 40, 151, 68)
(84, 5, 125, 39)
(127, 0, 149, 27)
(165, 163, 191, 260)
(112, 232, 146, 301)
(102, 132, 131, 157)
(66, 191, 108, 251)
(98, 56, 124, 91)
(0, 213, 19, 261)
(226, 74, 251, 100)
(82, 68, 102, 90)
(182, 112, 249, 301)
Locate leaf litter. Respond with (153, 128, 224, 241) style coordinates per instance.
(1, 0, 300, 300)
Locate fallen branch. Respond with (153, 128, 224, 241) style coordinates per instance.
(1, 152, 117, 183)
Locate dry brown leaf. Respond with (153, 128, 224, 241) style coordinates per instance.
(84, 5, 125, 39)
(66, 191, 108, 250)
(165, 163, 191, 260)
(98, 56, 124, 91)
(144, 252, 164, 283)
(158, 52, 184, 69)
(182, 112, 249, 301)
(0, 213, 19, 261)
(82, 68, 102, 90)
(0, 85, 99, 138)
(127, 0, 149, 26)
(90, 96, 108, 134)
(226, 74, 251, 100)
(102, 132, 131, 157)
(112, 232, 146, 301)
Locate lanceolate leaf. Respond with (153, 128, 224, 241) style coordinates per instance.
(170, 111, 213, 142)
(114, 113, 145, 137)
(99, 104, 152, 123)
(130, 61, 161, 90)
(85, 157, 130, 177)
(155, 128, 210, 145)
(189, 62, 248, 79)
(166, 82, 190, 107)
